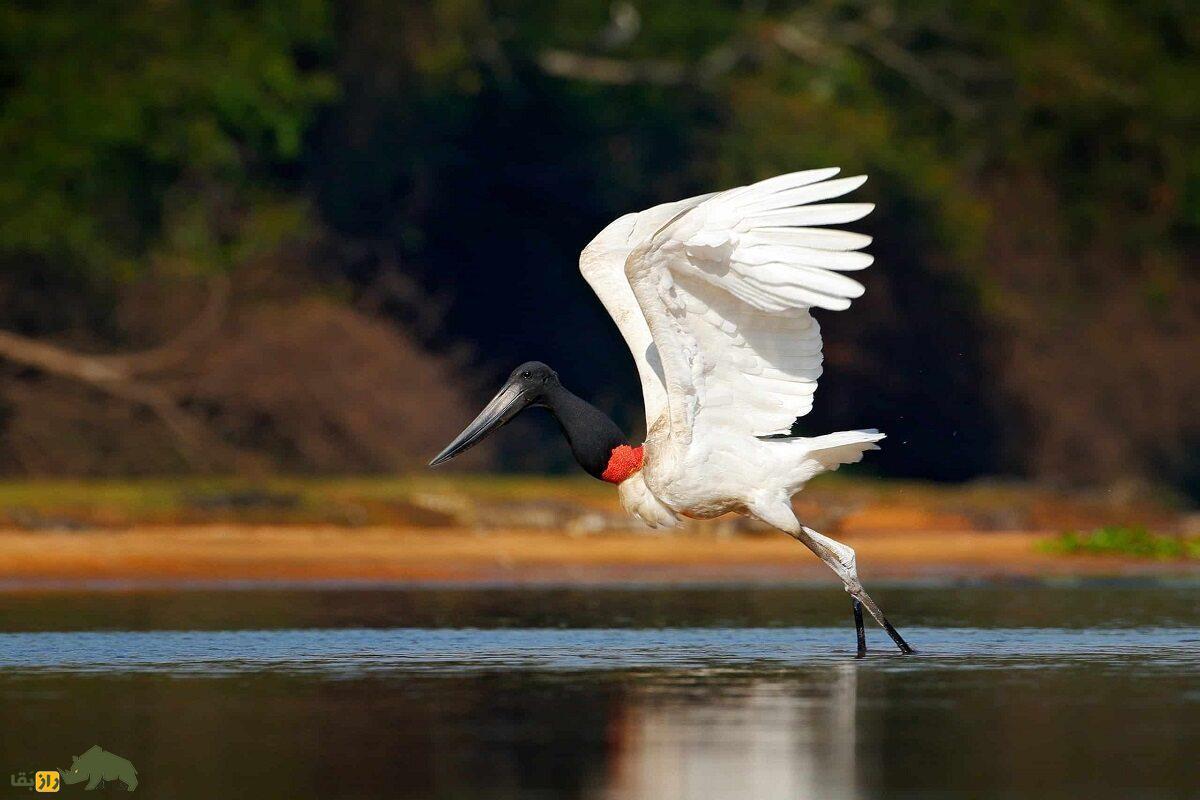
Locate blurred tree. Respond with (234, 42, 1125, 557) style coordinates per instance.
(0, 0, 339, 468)
(308, 0, 1196, 494)
(0, 0, 1196, 494)
(0, 0, 483, 473)
(0, 0, 336, 287)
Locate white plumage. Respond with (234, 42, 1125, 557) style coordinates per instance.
(581, 167, 881, 523)
(581, 169, 913, 653)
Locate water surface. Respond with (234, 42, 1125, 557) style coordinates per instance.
(0, 583, 1196, 799)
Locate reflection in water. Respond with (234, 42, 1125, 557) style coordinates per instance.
(0, 585, 1197, 799)
(603, 667, 859, 800)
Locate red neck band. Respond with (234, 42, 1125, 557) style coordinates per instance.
(600, 444, 644, 484)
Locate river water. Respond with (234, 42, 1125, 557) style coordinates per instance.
(0, 583, 1196, 799)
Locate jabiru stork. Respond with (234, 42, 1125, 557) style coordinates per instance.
(430, 168, 914, 656)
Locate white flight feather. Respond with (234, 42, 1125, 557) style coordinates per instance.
(617, 170, 874, 443)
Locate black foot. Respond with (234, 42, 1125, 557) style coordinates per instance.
(882, 618, 916, 654)
(852, 598, 866, 658)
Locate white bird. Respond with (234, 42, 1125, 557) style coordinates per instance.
(431, 168, 914, 655)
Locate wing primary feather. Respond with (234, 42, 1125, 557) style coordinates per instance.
(736, 176, 868, 215)
(748, 203, 874, 228)
(751, 227, 873, 251)
(743, 264, 865, 299)
(738, 243, 874, 271)
(746, 167, 842, 196)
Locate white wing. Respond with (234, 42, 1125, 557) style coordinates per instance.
(579, 193, 715, 432)
(624, 168, 874, 446)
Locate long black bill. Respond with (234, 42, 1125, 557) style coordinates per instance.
(428, 380, 531, 467)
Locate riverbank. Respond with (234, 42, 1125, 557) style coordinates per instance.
(1, 524, 1195, 588)
(0, 475, 1193, 587)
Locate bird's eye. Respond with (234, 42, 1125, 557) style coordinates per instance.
(521, 371, 531, 379)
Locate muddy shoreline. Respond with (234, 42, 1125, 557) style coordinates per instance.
(1, 525, 1194, 589)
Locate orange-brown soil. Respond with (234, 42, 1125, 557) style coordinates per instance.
(0, 524, 1193, 587)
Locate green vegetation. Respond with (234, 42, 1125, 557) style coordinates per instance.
(0, 474, 616, 528)
(0, 1, 1197, 494)
(1041, 526, 1200, 560)
(0, 475, 1179, 533)
(0, 0, 335, 280)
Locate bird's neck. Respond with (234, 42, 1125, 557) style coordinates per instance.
(542, 386, 640, 482)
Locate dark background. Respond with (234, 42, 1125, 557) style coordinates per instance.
(0, 1, 1196, 500)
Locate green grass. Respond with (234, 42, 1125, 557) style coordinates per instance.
(0, 474, 618, 528)
(0, 475, 1188, 533)
(1040, 526, 1200, 560)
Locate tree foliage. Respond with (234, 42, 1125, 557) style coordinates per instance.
(0, 0, 336, 280)
(0, 0, 1196, 492)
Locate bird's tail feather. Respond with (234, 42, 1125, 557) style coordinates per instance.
(769, 429, 885, 492)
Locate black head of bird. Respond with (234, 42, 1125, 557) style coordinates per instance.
(429, 361, 629, 480)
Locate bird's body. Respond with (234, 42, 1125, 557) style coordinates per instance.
(432, 168, 914, 655)
(618, 427, 884, 527)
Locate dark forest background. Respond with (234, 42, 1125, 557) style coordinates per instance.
(0, 0, 1196, 500)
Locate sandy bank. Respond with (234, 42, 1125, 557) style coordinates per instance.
(0, 525, 1194, 587)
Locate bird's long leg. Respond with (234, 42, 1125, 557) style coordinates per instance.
(853, 598, 867, 658)
(749, 500, 914, 654)
(796, 524, 915, 654)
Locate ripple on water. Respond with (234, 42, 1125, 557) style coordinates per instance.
(0, 626, 1197, 676)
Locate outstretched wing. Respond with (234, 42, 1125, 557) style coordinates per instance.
(579, 193, 715, 433)
(624, 168, 874, 446)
